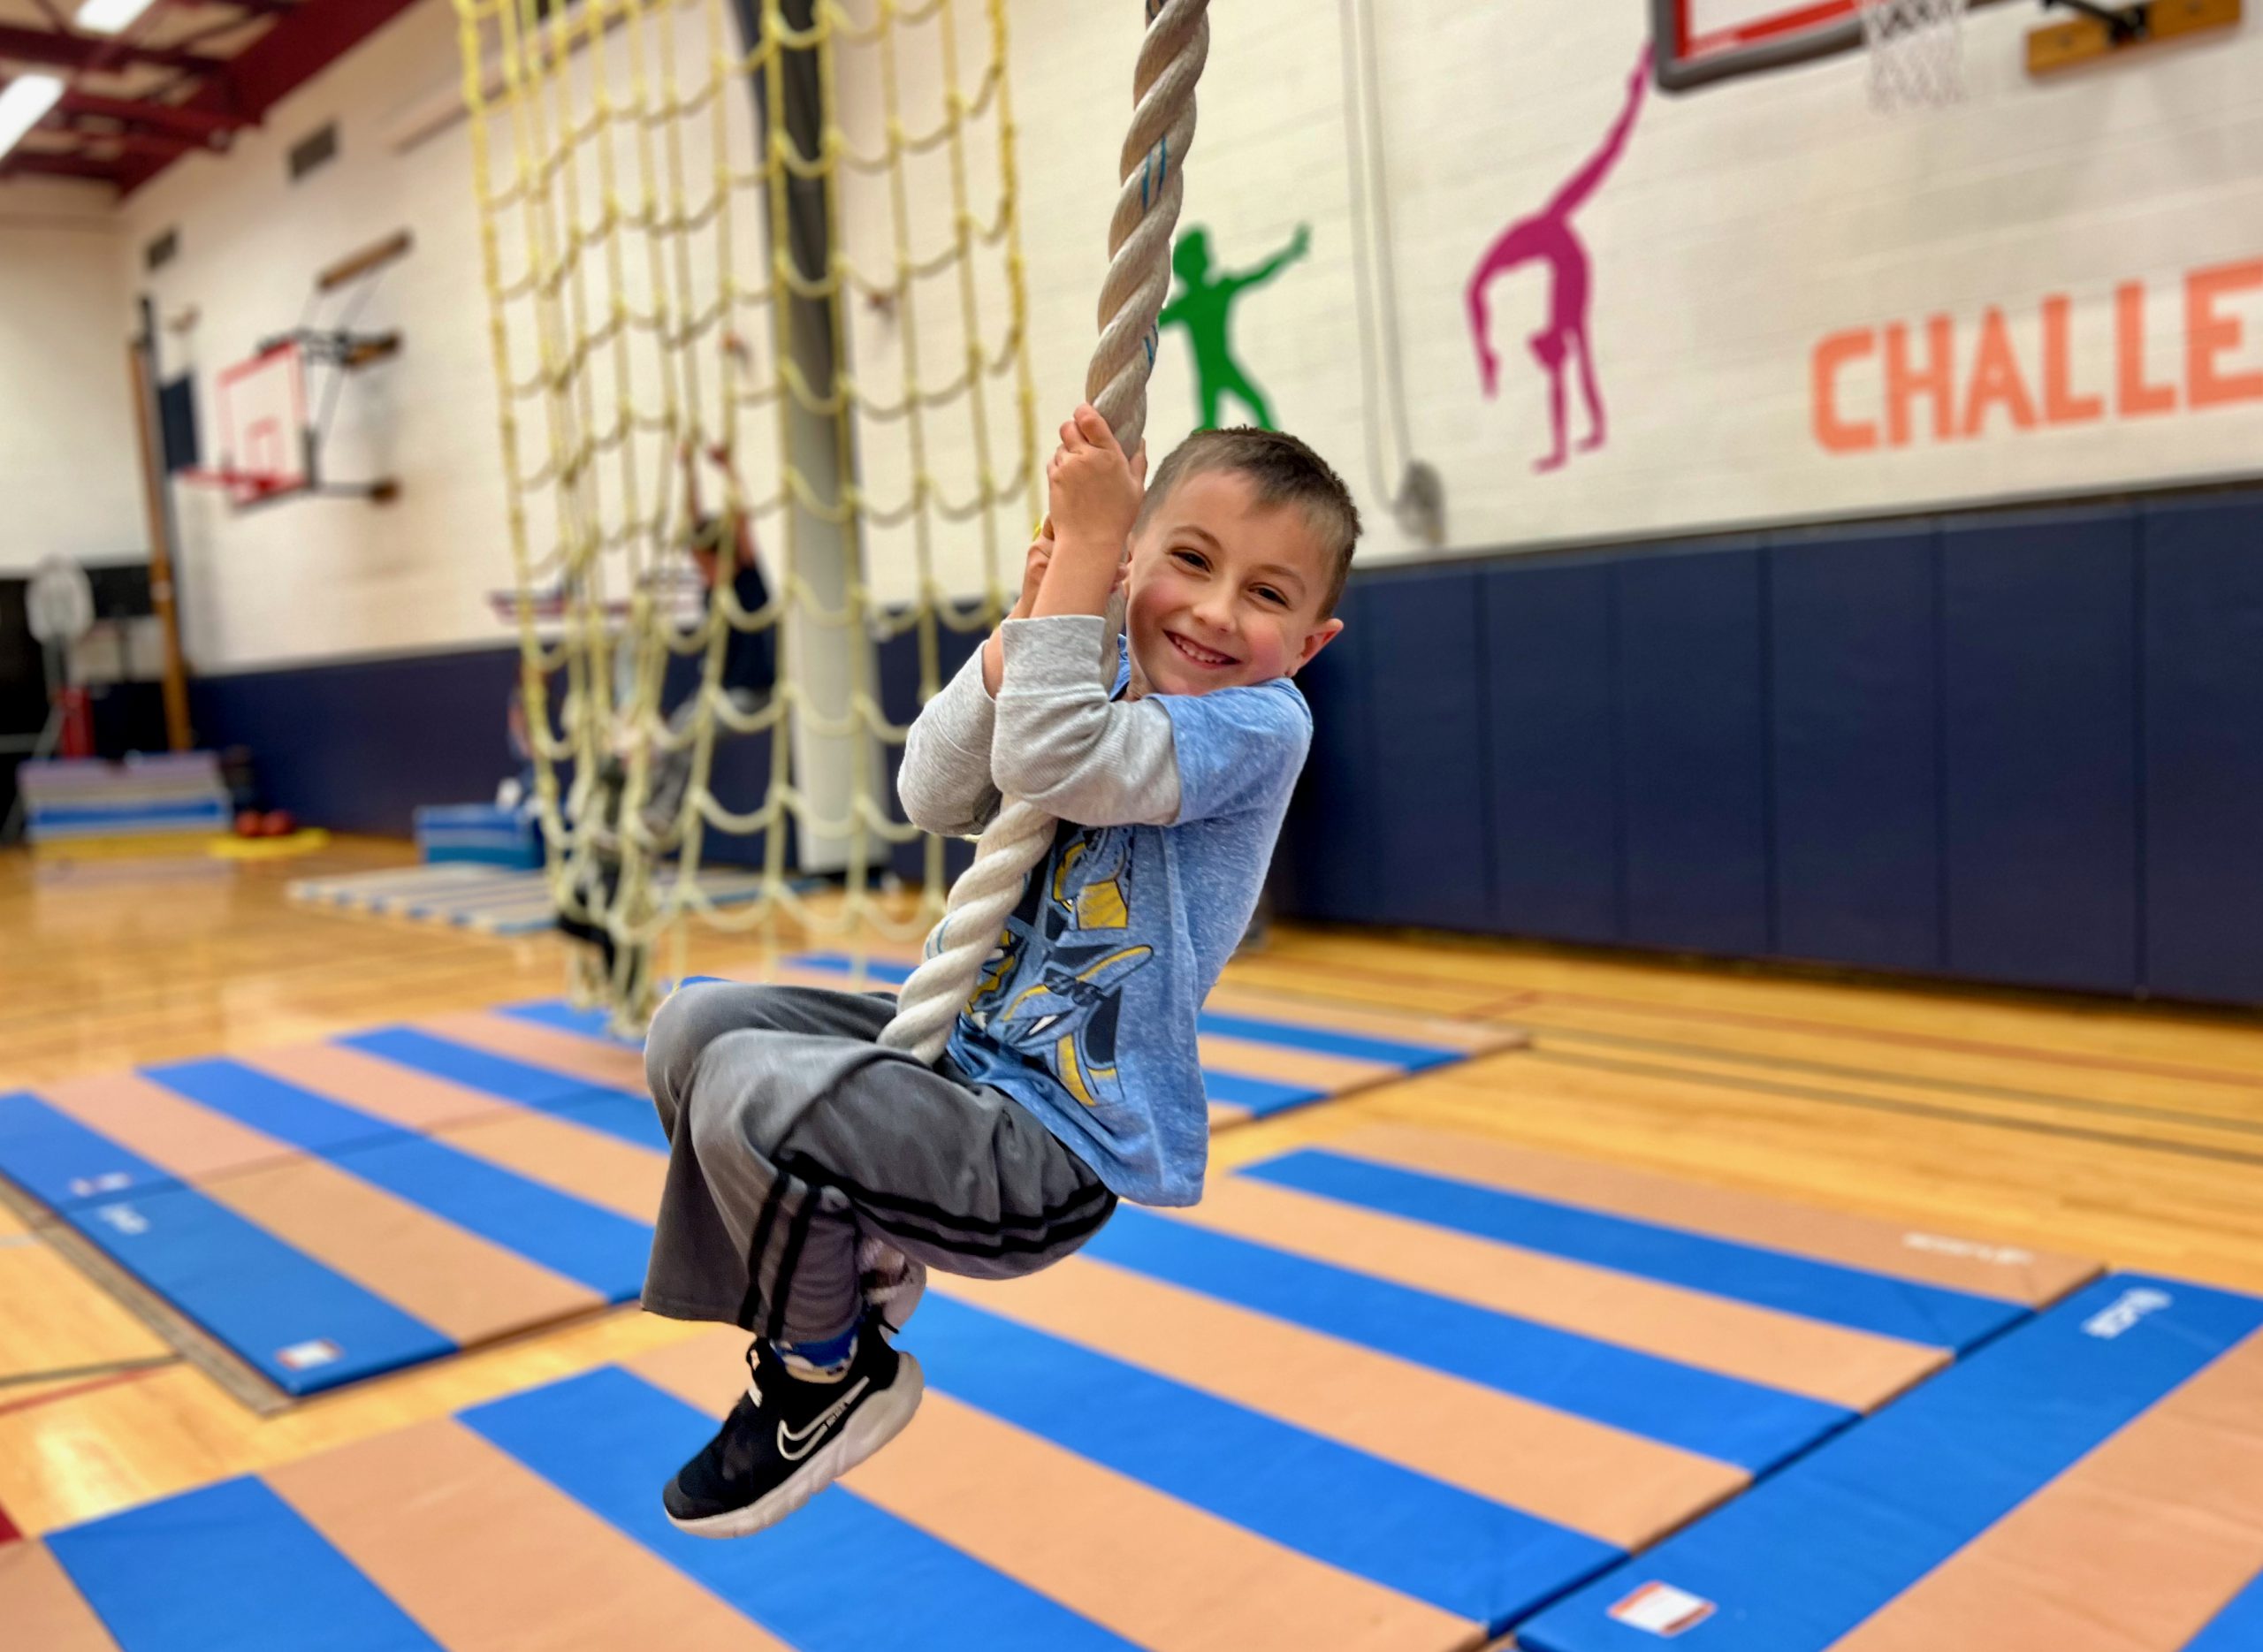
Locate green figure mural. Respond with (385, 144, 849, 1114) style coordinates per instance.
(1158, 224, 1311, 430)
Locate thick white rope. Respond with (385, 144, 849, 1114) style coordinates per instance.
(880, 0, 1211, 1062)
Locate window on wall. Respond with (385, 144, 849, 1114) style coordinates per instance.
(158, 376, 199, 475)
(288, 123, 339, 182)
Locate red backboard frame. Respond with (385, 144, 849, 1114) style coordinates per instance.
(210, 339, 310, 506)
(1653, 0, 2017, 88)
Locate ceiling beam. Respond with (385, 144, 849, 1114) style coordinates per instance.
(118, 0, 420, 193)
(1, 149, 124, 186)
(199, 0, 417, 113)
(54, 114, 199, 157)
(0, 22, 227, 76)
(60, 88, 244, 140)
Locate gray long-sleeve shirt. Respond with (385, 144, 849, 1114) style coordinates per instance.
(896, 615, 1313, 1205)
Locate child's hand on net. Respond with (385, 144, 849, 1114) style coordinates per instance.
(1047, 404, 1143, 560)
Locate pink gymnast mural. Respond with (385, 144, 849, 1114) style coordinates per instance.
(1467, 50, 1650, 474)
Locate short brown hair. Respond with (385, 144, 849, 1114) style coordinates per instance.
(1135, 427, 1360, 616)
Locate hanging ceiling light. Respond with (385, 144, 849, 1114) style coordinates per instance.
(74, 0, 161, 36)
(0, 74, 65, 163)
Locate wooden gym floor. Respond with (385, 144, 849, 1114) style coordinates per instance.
(4, 834, 2260, 1539)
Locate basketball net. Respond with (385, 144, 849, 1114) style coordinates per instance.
(1859, 0, 1971, 110)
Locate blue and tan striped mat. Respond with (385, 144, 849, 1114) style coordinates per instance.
(1522, 1270, 2263, 1652)
(1, 1118, 2104, 1648)
(0, 973, 1517, 1400)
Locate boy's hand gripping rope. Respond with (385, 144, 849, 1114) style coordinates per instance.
(879, 0, 1211, 1062)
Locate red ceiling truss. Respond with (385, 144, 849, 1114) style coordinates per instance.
(0, 0, 422, 196)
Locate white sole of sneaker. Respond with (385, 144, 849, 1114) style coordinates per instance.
(666, 1352, 926, 1540)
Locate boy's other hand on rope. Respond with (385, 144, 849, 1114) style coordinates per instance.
(984, 513, 1130, 695)
(985, 521, 1057, 694)
(1012, 520, 1058, 622)
(1015, 516, 1130, 618)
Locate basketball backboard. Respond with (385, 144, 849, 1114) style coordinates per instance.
(1650, 0, 2015, 88)
(210, 339, 310, 505)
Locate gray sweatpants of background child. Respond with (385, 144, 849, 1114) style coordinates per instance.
(639, 980, 1116, 1348)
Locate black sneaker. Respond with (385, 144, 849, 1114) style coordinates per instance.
(662, 1328, 924, 1538)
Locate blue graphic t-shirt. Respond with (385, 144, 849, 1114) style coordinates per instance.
(943, 669, 1312, 1207)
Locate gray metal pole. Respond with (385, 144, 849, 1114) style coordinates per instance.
(726, 0, 876, 877)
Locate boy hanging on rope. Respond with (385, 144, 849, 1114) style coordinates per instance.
(639, 405, 1359, 1536)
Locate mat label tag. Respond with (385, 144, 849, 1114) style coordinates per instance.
(69, 1172, 134, 1198)
(1903, 1231, 2032, 1265)
(277, 1339, 342, 1371)
(2083, 1287, 2171, 1340)
(1609, 1581, 1717, 1636)
(91, 1203, 149, 1237)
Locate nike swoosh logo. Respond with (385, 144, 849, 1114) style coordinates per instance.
(777, 1376, 870, 1462)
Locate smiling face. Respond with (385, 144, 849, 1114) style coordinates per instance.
(1124, 468, 1344, 698)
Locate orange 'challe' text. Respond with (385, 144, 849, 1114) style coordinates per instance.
(1813, 259, 2263, 453)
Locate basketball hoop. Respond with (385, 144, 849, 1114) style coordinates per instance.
(1859, 0, 1972, 109)
(179, 313, 406, 512)
(178, 466, 301, 509)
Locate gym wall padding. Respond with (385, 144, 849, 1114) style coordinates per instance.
(1482, 559, 1619, 944)
(1617, 541, 1771, 958)
(1361, 571, 1494, 932)
(1276, 483, 2263, 1007)
(2141, 497, 2263, 1004)
(1939, 506, 2140, 993)
(1270, 603, 1383, 926)
(192, 646, 522, 837)
(178, 486, 2263, 1004)
(190, 624, 954, 872)
(1769, 522, 1941, 975)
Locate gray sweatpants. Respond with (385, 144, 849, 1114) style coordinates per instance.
(641, 981, 1116, 1347)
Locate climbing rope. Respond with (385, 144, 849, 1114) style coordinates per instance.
(455, 0, 1043, 1027)
(879, 0, 1212, 1062)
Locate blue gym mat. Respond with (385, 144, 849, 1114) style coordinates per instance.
(0, 1028, 663, 1398)
(1520, 1271, 2263, 1652)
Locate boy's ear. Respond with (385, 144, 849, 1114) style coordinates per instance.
(1288, 616, 1345, 676)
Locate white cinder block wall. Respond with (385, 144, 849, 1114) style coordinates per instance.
(74, 0, 2263, 671)
(118, 0, 530, 672)
(0, 182, 144, 575)
(1001, 0, 2263, 556)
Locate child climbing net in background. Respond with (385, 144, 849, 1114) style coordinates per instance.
(637, 403, 1360, 1537)
(557, 431, 778, 1020)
